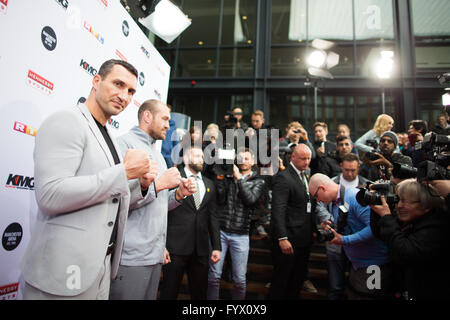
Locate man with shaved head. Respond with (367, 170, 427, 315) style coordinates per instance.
(268, 144, 317, 299)
(308, 173, 392, 299)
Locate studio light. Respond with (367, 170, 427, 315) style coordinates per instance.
(443, 90, 450, 106)
(139, 0, 191, 44)
(306, 39, 339, 79)
(375, 50, 394, 79)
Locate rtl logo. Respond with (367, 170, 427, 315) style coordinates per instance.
(5, 174, 34, 190)
(13, 121, 38, 137)
(80, 59, 97, 76)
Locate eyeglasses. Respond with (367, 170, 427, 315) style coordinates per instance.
(233, 112, 243, 115)
(312, 186, 323, 199)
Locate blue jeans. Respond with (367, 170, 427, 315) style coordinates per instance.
(326, 243, 348, 300)
(207, 230, 249, 300)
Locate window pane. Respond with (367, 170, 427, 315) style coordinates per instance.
(354, 0, 394, 41)
(411, 0, 450, 40)
(308, 0, 353, 42)
(270, 47, 308, 76)
(173, 95, 215, 126)
(219, 48, 254, 77)
(217, 95, 253, 127)
(179, 0, 220, 47)
(221, 0, 255, 45)
(177, 50, 217, 77)
(272, 0, 303, 44)
(415, 45, 450, 71)
(269, 94, 311, 133)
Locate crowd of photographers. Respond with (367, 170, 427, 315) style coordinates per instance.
(166, 106, 449, 300)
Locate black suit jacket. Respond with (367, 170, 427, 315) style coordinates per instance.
(270, 164, 316, 248)
(166, 166, 221, 256)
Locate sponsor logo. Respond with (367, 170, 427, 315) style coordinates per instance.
(2, 223, 23, 251)
(0, 0, 8, 14)
(141, 45, 150, 59)
(13, 121, 38, 137)
(83, 21, 104, 44)
(108, 118, 119, 129)
(41, 26, 57, 51)
(80, 59, 97, 76)
(138, 72, 145, 86)
(0, 283, 19, 300)
(122, 20, 129, 37)
(115, 49, 127, 62)
(5, 174, 34, 190)
(55, 0, 68, 10)
(27, 70, 54, 95)
(154, 89, 161, 100)
(77, 97, 86, 105)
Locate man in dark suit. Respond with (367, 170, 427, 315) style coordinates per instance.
(268, 143, 317, 300)
(159, 146, 221, 300)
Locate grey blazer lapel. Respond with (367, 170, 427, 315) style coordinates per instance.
(77, 103, 116, 166)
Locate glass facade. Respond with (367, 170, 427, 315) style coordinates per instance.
(122, 0, 450, 136)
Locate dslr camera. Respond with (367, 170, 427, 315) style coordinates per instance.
(356, 182, 398, 207)
(414, 132, 450, 181)
(316, 205, 349, 242)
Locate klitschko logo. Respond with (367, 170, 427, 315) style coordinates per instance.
(27, 70, 54, 95)
(80, 59, 97, 76)
(0, 283, 19, 300)
(5, 174, 34, 190)
(13, 121, 38, 137)
(0, 0, 8, 14)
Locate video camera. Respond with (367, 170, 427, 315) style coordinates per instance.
(414, 132, 450, 181)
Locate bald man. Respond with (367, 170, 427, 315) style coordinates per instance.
(268, 144, 317, 300)
(308, 173, 392, 299)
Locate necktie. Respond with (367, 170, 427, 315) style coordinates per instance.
(300, 171, 308, 193)
(192, 175, 201, 210)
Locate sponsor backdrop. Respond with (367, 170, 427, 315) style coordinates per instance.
(0, 0, 170, 299)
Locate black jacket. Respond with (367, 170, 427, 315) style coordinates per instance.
(216, 170, 265, 235)
(166, 167, 221, 256)
(270, 165, 317, 248)
(376, 209, 450, 300)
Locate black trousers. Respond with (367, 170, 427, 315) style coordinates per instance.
(159, 253, 209, 300)
(268, 243, 310, 300)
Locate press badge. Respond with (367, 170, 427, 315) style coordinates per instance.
(306, 202, 312, 213)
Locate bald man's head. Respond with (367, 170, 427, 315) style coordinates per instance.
(308, 173, 339, 205)
(290, 143, 312, 171)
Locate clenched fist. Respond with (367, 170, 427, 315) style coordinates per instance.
(176, 177, 197, 200)
(123, 149, 151, 180)
(140, 160, 159, 190)
(155, 167, 181, 192)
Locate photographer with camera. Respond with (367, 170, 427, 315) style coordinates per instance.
(315, 135, 355, 178)
(369, 179, 450, 300)
(279, 122, 316, 166)
(309, 173, 393, 300)
(362, 131, 412, 182)
(314, 153, 372, 300)
(207, 148, 265, 300)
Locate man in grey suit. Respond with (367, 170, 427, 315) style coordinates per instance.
(21, 59, 155, 299)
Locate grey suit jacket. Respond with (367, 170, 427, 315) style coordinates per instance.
(20, 103, 142, 296)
